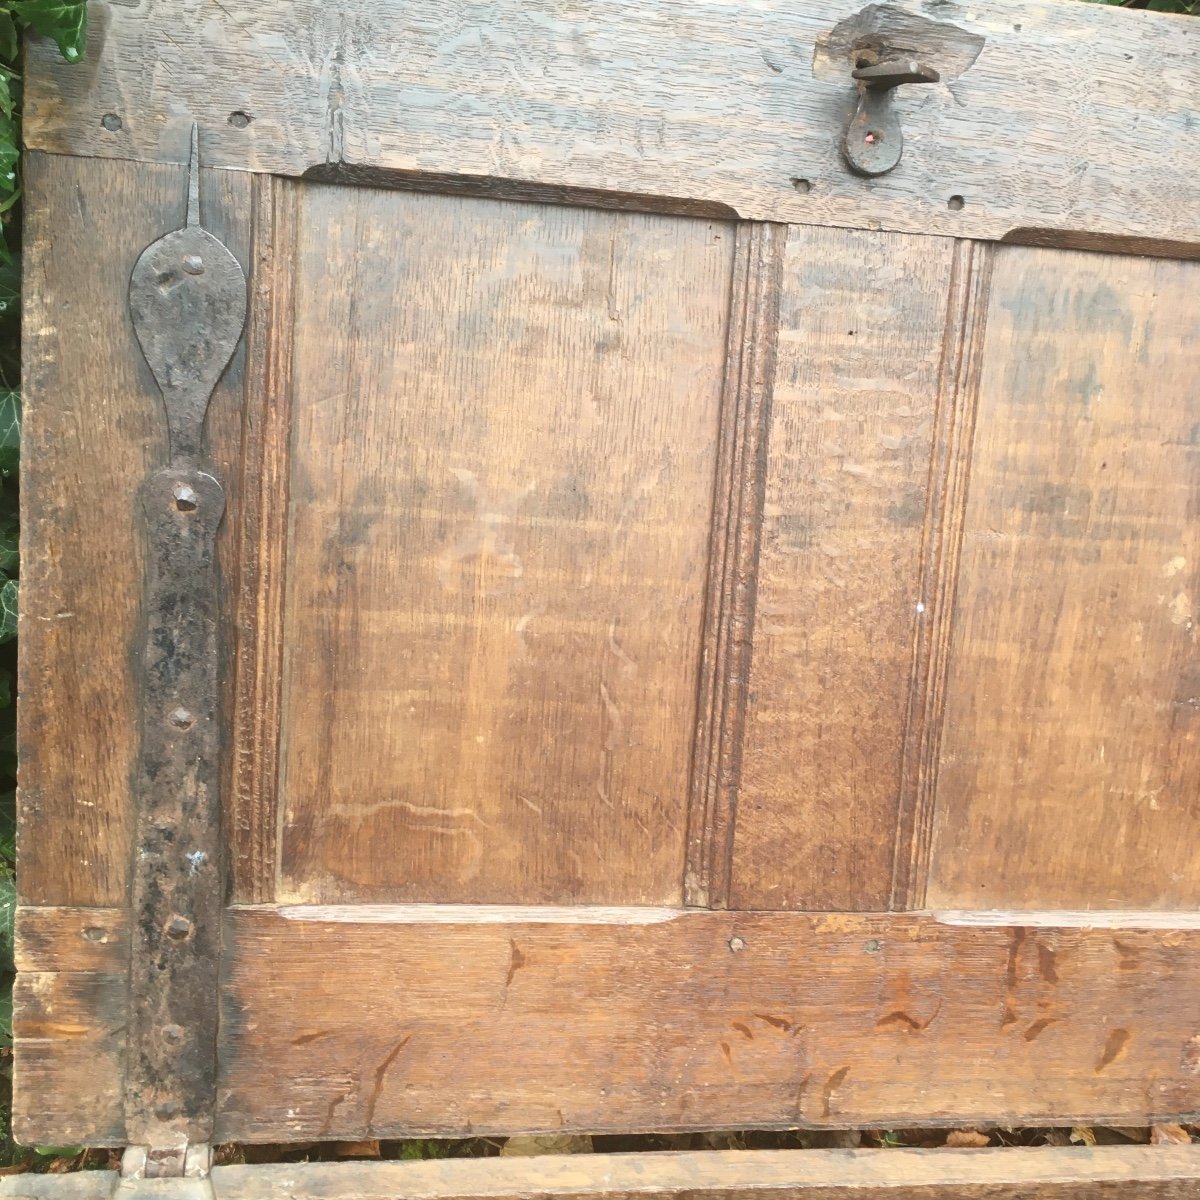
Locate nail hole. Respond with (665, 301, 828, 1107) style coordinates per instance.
(173, 484, 198, 512)
(228, 111, 252, 128)
(791, 177, 812, 194)
(947, 195, 965, 211)
(100, 113, 122, 132)
(855, 52, 877, 69)
(864, 938, 883, 954)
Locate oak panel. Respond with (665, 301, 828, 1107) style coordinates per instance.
(731, 227, 956, 911)
(278, 186, 732, 905)
(24, 1, 1200, 249)
(216, 906, 1200, 1140)
(927, 247, 1200, 910)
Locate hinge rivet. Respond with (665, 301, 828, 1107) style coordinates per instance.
(172, 483, 199, 512)
(168, 707, 196, 730)
(164, 914, 193, 940)
(161, 1024, 185, 1044)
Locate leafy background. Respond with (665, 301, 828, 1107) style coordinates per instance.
(0, 0, 1195, 1177)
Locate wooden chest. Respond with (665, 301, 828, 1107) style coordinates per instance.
(13, 0, 1200, 1194)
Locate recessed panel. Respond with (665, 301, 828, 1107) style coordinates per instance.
(277, 186, 732, 904)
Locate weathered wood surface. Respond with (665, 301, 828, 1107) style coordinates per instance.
(8, 1146, 1200, 1199)
(927, 246, 1200, 910)
(18, 152, 250, 909)
(12, 907, 128, 1145)
(24, 0, 1200, 247)
(684, 223, 785, 909)
(275, 184, 731, 905)
(217, 906, 1200, 1140)
(731, 225, 960, 911)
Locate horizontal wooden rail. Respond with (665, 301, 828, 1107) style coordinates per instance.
(24, 0, 1200, 248)
(5, 1147, 1200, 1199)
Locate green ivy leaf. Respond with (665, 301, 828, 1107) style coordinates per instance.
(0, 868, 13, 969)
(0, 260, 17, 320)
(0, 578, 16, 642)
(0, 14, 17, 63)
(0, 513, 16, 575)
(0, 787, 12, 861)
(0, 389, 18, 473)
(12, 0, 87, 62)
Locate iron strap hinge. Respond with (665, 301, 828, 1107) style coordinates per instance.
(125, 126, 247, 1146)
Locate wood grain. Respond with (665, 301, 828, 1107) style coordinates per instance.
(18, 153, 248, 908)
(12, 907, 128, 1146)
(685, 223, 785, 909)
(890, 239, 993, 909)
(731, 226, 956, 911)
(217, 906, 1200, 1140)
(8, 1146, 1200, 1200)
(927, 246, 1200, 910)
(227, 174, 300, 903)
(23, 1, 1200, 248)
(277, 185, 732, 905)
(209, 1147, 1200, 1200)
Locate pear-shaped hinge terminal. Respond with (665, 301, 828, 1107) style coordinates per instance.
(843, 58, 940, 177)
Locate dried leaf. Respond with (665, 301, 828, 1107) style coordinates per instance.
(331, 1140, 381, 1158)
(501, 1135, 593, 1157)
(1070, 1127, 1098, 1147)
(945, 1129, 991, 1148)
(1151, 1124, 1192, 1145)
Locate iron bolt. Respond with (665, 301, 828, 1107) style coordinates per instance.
(165, 914, 193, 940)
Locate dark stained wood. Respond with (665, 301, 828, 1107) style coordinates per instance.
(227, 175, 300, 904)
(207, 1147, 1200, 1200)
(685, 223, 785, 909)
(730, 226, 957, 911)
(217, 906, 1200, 1140)
(276, 185, 732, 905)
(927, 246, 1200, 910)
(12, 907, 128, 1146)
(22, 1, 1200, 248)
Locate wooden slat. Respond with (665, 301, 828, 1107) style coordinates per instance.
(731, 226, 957, 911)
(927, 246, 1200, 910)
(12, 907, 128, 1146)
(0, 1177, 116, 1200)
(24, 1, 1200, 248)
(227, 174, 300, 904)
(7, 1146, 1200, 1199)
(18, 153, 250, 908)
(684, 223, 785, 909)
(216, 906, 1200, 1140)
(276, 185, 732, 906)
(207, 1148, 1200, 1200)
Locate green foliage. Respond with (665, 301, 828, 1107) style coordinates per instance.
(1086, 0, 1200, 12)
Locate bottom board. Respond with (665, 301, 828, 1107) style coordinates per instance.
(15, 907, 1200, 1145)
(4, 1147, 1200, 1200)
